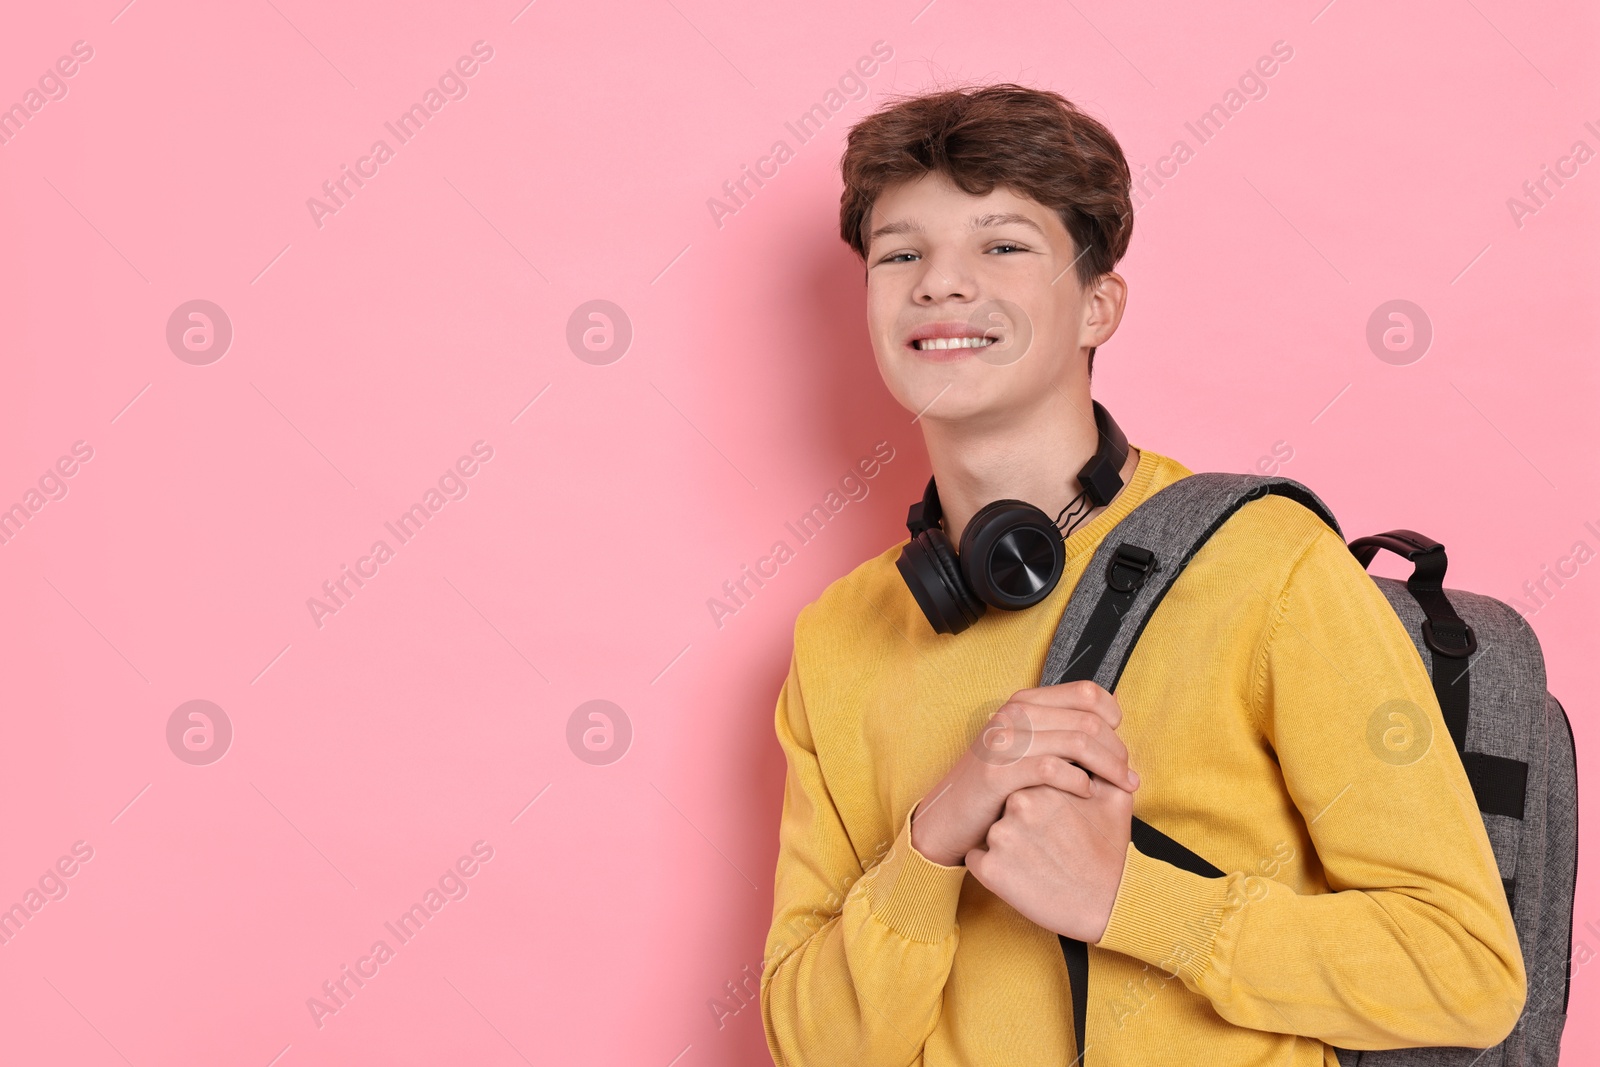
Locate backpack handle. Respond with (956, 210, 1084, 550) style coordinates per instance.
(1348, 530, 1476, 658)
(1348, 529, 1448, 587)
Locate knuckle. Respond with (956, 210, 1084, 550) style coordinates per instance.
(994, 701, 1030, 728)
(1046, 756, 1077, 786)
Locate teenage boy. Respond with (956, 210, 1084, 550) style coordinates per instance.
(758, 85, 1524, 1066)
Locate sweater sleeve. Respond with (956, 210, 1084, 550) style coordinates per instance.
(1095, 526, 1527, 1049)
(760, 650, 969, 1067)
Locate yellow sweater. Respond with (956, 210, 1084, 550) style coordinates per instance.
(759, 448, 1525, 1067)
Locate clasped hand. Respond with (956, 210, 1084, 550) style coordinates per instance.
(908, 680, 1138, 943)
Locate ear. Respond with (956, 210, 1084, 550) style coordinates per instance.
(1081, 271, 1128, 350)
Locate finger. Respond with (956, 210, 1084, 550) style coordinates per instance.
(1001, 783, 1077, 825)
(1036, 723, 1139, 780)
(1005, 680, 1122, 728)
(1012, 754, 1094, 798)
(984, 706, 1129, 768)
(1022, 728, 1138, 790)
(1021, 711, 1130, 762)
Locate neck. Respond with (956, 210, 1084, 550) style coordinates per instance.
(921, 383, 1140, 548)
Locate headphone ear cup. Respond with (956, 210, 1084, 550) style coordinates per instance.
(959, 500, 1066, 611)
(927, 530, 986, 627)
(896, 529, 986, 635)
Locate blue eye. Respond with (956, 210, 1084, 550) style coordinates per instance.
(989, 243, 1023, 254)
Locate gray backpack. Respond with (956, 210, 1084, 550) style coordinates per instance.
(1042, 473, 1577, 1066)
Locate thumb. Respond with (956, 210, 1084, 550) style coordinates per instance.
(963, 845, 987, 881)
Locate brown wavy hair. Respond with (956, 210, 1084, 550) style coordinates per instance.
(839, 83, 1134, 291)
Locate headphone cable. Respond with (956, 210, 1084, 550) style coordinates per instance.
(1054, 489, 1093, 539)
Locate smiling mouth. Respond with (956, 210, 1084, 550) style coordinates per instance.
(912, 336, 999, 351)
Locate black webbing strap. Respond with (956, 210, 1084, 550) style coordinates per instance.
(1463, 753, 1529, 820)
(1059, 928, 1090, 1062)
(1131, 819, 1225, 878)
(1055, 817, 1226, 1062)
(1432, 646, 1472, 755)
(1349, 531, 1528, 822)
(1054, 543, 1161, 1062)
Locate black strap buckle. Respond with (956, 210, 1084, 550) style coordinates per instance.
(1106, 544, 1157, 593)
(1423, 617, 1478, 658)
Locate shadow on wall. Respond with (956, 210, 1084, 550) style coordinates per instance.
(702, 214, 924, 709)
(795, 214, 930, 497)
(659, 207, 933, 1061)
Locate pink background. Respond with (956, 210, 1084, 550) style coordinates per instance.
(2, 0, 1595, 1063)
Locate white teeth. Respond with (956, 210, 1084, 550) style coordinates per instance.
(915, 336, 996, 350)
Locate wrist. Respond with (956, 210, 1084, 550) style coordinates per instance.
(909, 802, 963, 867)
(1086, 841, 1131, 944)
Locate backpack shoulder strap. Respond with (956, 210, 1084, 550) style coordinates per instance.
(1044, 472, 1340, 1064)
(1041, 472, 1340, 692)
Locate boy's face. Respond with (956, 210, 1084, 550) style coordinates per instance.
(862, 172, 1123, 426)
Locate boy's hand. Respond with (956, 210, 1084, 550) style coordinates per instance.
(963, 775, 1134, 943)
(909, 680, 1138, 868)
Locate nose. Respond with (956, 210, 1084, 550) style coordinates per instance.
(911, 249, 976, 305)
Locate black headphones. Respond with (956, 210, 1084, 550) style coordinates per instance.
(895, 401, 1130, 635)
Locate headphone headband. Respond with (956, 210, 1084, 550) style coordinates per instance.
(1079, 400, 1130, 508)
(905, 476, 942, 537)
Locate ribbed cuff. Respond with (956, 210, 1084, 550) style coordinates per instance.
(1096, 843, 1233, 985)
(865, 805, 968, 943)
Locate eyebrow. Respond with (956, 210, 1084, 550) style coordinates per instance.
(867, 211, 1048, 247)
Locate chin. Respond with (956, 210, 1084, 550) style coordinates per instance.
(898, 379, 1014, 424)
